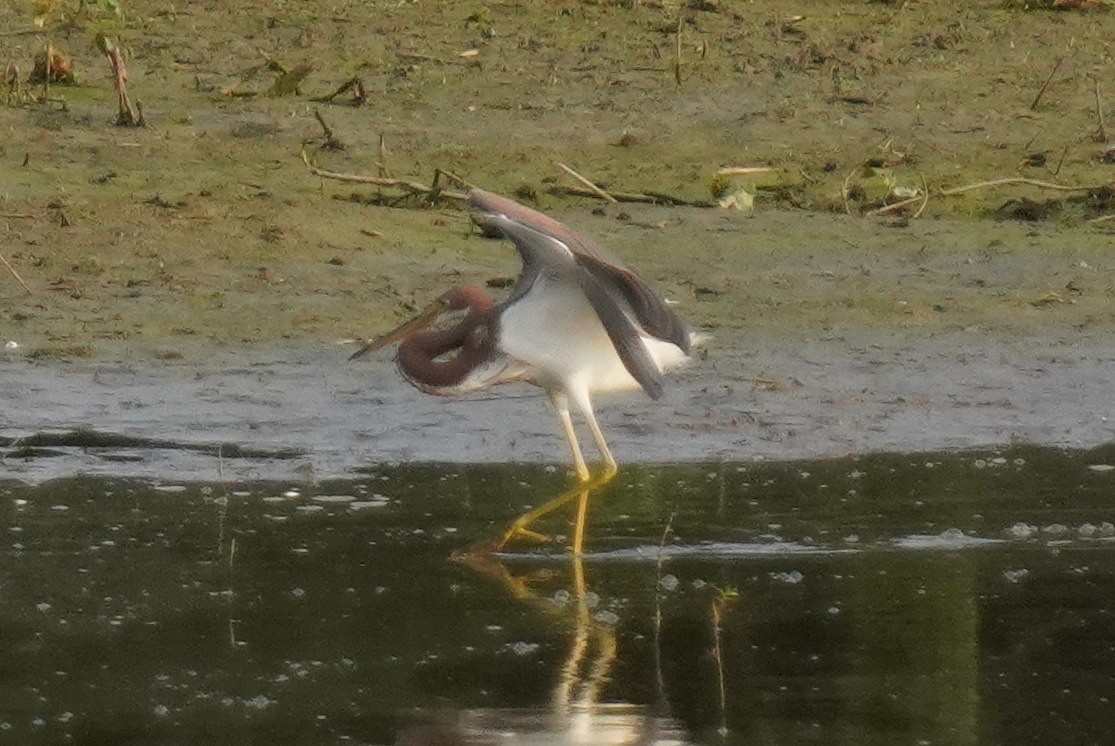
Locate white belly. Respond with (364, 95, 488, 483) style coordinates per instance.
(497, 273, 689, 395)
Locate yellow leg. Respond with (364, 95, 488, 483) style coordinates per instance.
(494, 474, 607, 549)
(578, 398, 618, 479)
(549, 391, 591, 482)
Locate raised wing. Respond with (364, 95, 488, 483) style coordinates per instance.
(468, 189, 690, 353)
(469, 189, 691, 399)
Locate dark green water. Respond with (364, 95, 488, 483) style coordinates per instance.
(2, 445, 1114, 744)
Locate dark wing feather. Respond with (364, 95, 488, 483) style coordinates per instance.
(469, 189, 689, 351)
(576, 265, 666, 399)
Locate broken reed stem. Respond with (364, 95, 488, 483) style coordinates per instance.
(301, 150, 467, 201)
(312, 76, 366, 105)
(1087, 214, 1115, 224)
(1095, 78, 1108, 143)
(96, 34, 143, 126)
(717, 166, 774, 177)
(861, 172, 1106, 220)
(1030, 56, 1063, 111)
(841, 168, 857, 216)
(550, 185, 713, 207)
(674, 11, 683, 86)
(42, 42, 51, 100)
(556, 162, 617, 202)
(0, 251, 32, 294)
(864, 193, 923, 217)
(913, 174, 930, 219)
(940, 177, 1100, 195)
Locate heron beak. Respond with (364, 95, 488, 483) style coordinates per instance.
(349, 301, 442, 360)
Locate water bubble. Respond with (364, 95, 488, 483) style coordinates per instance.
(1087, 464, 1113, 473)
(657, 574, 680, 592)
(506, 641, 540, 656)
(153, 704, 169, 718)
(311, 495, 354, 504)
(769, 570, 804, 585)
(245, 694, 274, 710)
(594, 610, 620, 625)
(1005, 522, 1038, 540)
(937, 527, 967, 543)
(1003, 569, 1030, 584)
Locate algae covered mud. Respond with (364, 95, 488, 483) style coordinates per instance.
(2, 1, 1115, 360)
(2, 450, 1115, 744)
(3, 1, 1115, 743)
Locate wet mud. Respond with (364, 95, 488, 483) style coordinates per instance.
(1, 329, 1113, 483)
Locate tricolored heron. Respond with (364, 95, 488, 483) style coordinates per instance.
(351, 188, 697, 484)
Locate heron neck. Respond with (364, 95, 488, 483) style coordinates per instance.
(397, 302, 496, 392)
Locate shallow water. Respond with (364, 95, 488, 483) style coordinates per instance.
(2, 446, 1114, 744)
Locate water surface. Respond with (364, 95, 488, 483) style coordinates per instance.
(2, 446, 1114, 744)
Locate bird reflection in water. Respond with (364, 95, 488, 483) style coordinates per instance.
(398, 489, 694, 746)
(352, 189, 700, 550)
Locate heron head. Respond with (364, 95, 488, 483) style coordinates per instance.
(349, 286, 494, 360)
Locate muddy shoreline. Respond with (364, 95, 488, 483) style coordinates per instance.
(3, 327, 1113, 484)
(2, 2, 1115, 482)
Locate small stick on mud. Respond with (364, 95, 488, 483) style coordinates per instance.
(674, 10, 683, 86)
(96, 34, 143, 126)
(1052, 145, 1069, 176)
(913, 175, 930, 219)
(549, 185, 713, 207)
(556, 162, 617, 203)
(864, 193, 924, 217)
(0, 251, 32, 295)
(717, 167, 774, 177)
(312, 76, 367, 106)
(378, 133, 389, 177)
(4, 63, 22, 105)
(1030, 56, 1064, 111)
(1086, 214, 1115, 224)
(433, 168, 473, 191)
(302, 150, 467, 202)
(940, 177, 1100, 196)
(1094, 79, 1108, 143)
(312, 108, 345, 151)
(841, 168, 857, 216)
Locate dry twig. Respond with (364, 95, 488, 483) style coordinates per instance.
(549, 185, 713, 207)
(864, 193, 924, 217)
(302, 150, 467, 202)
(313, 108, 344, 151)
(1095, 78, 1108, 143)
(556, 162, 617, 203)
(0, 252, 32, 295)
(312, 76, 367, 106)
(1030, 56, 1064, 111)
(940, 177, 1101, 196)
(841, 168, 857, 216)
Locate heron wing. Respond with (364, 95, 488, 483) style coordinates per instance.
(469, 189, 690, 352)
(471, 208, 667, 399)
